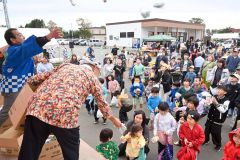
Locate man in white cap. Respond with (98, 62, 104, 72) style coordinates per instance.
(226, 73, 240, 119)
(18, 60, 122, 160)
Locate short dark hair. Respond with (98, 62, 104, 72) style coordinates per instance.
(194, 76, 202, 81)
(217, 59, 225, 68)
(113, 90, 121, 97)
(4, 28, 17, 45)
(172, 81, 181, 87)
(130, 124, 143, 137)
(158, 102, 169, 111)
(187, 96, 199, 107)
(183, 93, 196, 101)
(188, 110, 200, 122)
(151, 87, 159, 94)
(99, 128, 113, 143)
(98, 77, 105, 84)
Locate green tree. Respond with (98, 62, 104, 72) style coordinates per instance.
(47, 20, 57, 29)
(189, 18, 205, 24)
(76, 18, 92, 39)
(217, 27, 232, 33)
(25, 19, 46, 28)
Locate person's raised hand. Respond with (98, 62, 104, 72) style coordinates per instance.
(46, 27, 64, 40)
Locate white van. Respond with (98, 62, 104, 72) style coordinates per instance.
(87, 39, 104, 46)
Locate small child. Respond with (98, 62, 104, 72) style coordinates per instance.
(85, 94, 94, 114)
(99, 77, 108, 100)
(223, 128, 240, 160)
(121, 124, 146, 160)
(185, 65, 196, 84)
(108, 75, 120, 98)
(96, 128, 119, 160)
(93, 78, 108, 124)
(169, 81, 181, 111)
(204, 85, 230, 151)
(174, 94, 199, 146)
(130, 76, 144, 109)
(151, 102, 177, 159)
(177, 111, 205, 160)
(145, 79, 154, 102)
(147, 87, 162, 130)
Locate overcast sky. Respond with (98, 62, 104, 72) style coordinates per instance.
(1, 0, 239, 31)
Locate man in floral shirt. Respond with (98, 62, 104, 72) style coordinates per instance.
(18, 61, 122, 160)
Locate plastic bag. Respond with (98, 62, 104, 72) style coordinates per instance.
(118, 123, 127, 135)
(96, 109, 103, 118)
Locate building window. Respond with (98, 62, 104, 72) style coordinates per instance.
(109, 35, 113, 40)
(120, 32, 127, 38)
(127, 32, 134, 38)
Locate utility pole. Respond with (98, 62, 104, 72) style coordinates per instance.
(0, 0, 10, 28)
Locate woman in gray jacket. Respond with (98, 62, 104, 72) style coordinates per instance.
(207, 59, 229, 94)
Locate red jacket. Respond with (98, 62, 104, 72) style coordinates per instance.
(179, 122, 205, 152)
(223, 128, 240, 160)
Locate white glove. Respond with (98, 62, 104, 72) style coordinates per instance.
(151, 136, 159, 143)
(118, 123, 127, 135)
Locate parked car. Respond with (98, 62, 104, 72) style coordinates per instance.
(87, 39, 104, 46)
(57, 39, 70, 45)
(73, 39, 80, 45)
(79, 39, 87, 46)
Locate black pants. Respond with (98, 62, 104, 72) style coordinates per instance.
(119, 107, 128, 123)
(158, 141, 165, 154)
(85, 99, 94, 113)
(205, 120, 222, 147)
(233, 108, 240, 130)
(195, 67, 201, 75)
(94, 105, 106, 122)
(18, 116, 80, 160)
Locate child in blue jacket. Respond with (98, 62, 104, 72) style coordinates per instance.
(148, 87, 162, 130)
(130, 76, 144, 110)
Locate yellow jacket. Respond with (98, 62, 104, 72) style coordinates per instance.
(121, 133, 146, 158)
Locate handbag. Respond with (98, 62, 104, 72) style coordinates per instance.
(96, 109, 103, 118)
(176, 146, 196, 160)
(158, 144, 173, 160)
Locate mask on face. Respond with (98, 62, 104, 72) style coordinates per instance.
(134, 82, 140, 87)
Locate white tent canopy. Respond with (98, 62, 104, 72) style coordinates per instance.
(0, 27, 59, 47)
(211, 33, 240, 39)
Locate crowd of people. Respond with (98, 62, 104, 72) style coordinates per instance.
(82, 40, 240, 160)
(0, 27, 240, 160)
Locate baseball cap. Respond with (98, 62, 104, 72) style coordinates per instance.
(230, 73, 240, 80)
(189, 65, 194, 69)
(188, 110, 200, 122)
(236, 65, 240, 70)
(233, 48, 239, 52)
(81, 56, 101, 70)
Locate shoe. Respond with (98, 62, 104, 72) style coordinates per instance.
(214, 146, 221, 151)
(103, 122, 107, 125)
(94, 121, 99, 124)
(203, 141, 210, 145)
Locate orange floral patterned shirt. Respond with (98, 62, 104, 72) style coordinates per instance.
(26, 63, 111, 128)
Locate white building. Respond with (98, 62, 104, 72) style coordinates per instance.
(106, 18, 205, 47)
